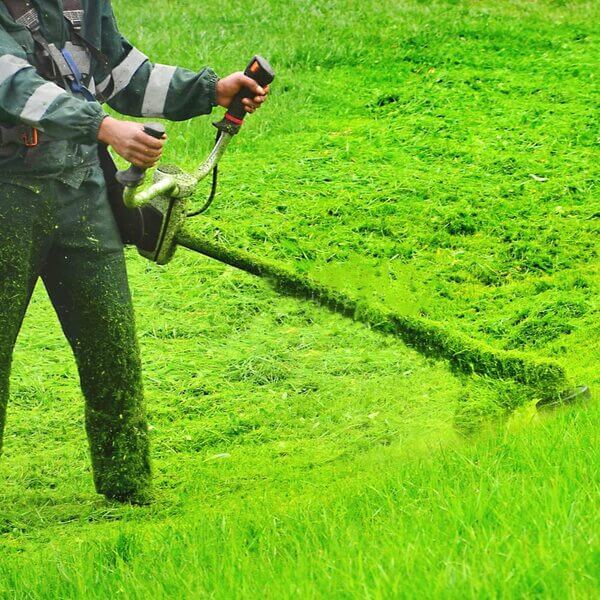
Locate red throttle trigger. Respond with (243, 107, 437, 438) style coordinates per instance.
(224, 55, 275, 126)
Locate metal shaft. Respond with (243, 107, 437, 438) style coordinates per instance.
(176, 228, 568, 398)
(123, 175, 178, 208)
(193, 132, 233, 181)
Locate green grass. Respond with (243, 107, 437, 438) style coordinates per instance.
(1, 0, 598, 597)
(1, 402, 598, 598)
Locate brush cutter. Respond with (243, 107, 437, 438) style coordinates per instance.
(113, 55, 274, 264)
(112, 55, 587, 407)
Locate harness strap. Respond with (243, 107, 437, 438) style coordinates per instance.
(62, 0, 110, 72)
(64, 22, 111, 81)
(2, 0, 85, 29)
(61, 1, 113, 101)
(7, 0, 111, 101)
(0, 0, 90, 149)
(62, 0, 84, 32)
(2, 0, 35, 27)
(2, 0, 110, 87)
(61, 47, 95, 101)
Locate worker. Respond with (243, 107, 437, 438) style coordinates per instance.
(0, 0, 268, 504)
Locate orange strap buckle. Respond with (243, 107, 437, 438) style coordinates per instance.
(22, 127, 39, 148)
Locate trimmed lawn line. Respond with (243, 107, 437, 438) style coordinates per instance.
(178, 229, 568, 396)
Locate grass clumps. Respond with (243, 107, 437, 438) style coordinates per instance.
(434, 203, 480, 237)
(507, 298, 588, 349)
(453, 377, 536, 435)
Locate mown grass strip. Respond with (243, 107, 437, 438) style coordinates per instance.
(177, 229, 568, 397)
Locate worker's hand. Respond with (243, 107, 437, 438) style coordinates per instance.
(98, 117, 166, 168)
(216, 72, 269, 113)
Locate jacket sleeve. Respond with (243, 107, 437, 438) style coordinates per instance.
(0, 27, 106, 142)
(96, 1, 218, 121)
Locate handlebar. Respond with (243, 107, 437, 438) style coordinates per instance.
(115, 123, 166, 189)
(117, 55, 275, 209)
(217, 55, 275, 130)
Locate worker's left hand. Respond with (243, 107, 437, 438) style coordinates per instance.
(216, 72, 269, 113)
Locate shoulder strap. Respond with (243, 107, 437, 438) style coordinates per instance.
(2, 0, 39, 30)
(62, 0, 84, 32)
(61, 0, 110, 73)
(3, 0, 102, 62)
(3, 0, 85, 35)
(2, 0, 111, 99)
(2, 0, 64, 86)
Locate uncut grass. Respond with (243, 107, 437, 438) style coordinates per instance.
(1, 400, 597, 598)
(1, 0, 599, 596)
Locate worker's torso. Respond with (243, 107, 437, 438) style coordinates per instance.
(0, 0, 106, 181)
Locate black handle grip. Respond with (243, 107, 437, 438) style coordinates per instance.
(143, 123, 167, 140)
(115, 123, 166, 188)
(225, 56, 275, 124)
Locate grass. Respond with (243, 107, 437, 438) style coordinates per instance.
(1, 0, 598, 597)
(1, 402, 598, 598)
(178, 229, 569, 396)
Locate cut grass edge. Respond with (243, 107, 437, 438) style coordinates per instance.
(177, 229, 570, 399)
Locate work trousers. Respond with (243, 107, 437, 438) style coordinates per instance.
(0, 165, 151, 503)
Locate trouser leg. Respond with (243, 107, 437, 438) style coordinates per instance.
(0, 184, 51, 455)
(42, 167, 152, 502)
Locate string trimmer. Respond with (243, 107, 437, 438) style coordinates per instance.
(110, 55, 587, 407)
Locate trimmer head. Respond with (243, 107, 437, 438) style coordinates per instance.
(536, 385, 591, 410)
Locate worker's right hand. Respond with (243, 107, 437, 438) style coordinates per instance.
(97, 116, 166, 168)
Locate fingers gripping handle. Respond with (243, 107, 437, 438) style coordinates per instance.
(224, 56, 275, 125)
(115, 123, 166, 188)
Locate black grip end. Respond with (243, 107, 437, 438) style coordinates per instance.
(245, 55, 275, 88)
(116, 165, 145, 188)
(144, 123, 166, 139)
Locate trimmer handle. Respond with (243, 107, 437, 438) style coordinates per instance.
(224, 55, 275, 126)
(115, 123, 166, 188)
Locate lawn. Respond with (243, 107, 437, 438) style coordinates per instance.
(0, 0, 598, 597)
